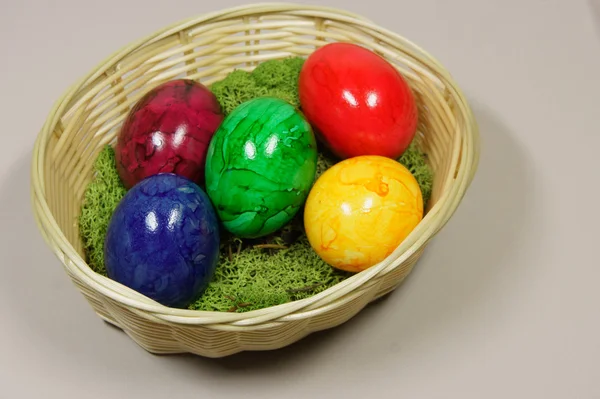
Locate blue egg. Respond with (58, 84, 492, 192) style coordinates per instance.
(104, 173, 220, 308)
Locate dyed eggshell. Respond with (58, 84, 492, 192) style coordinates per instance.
(304, 155, 423, 273)
(299, 42, 418, 160)
(104, 173, 220, 308)
(205, 97, 318, 238)
(115, 79, 224, 189)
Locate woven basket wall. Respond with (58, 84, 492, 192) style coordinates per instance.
(30, 2, 479, 358)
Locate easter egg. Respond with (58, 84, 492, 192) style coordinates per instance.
(298, 42, 418, 160)
(104, 173, 220, 308)
(304, 155, 423, 273)
(205, 97, 318, 238)
(115, 79, 224, 189)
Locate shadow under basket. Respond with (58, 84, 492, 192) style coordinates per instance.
(30, 3, 480, 358)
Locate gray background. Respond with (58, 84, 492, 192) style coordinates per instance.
(2, 0, 599, 397)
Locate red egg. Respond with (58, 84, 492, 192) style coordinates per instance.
(298, 42, 418, 159)
(115, 79, 224, 189)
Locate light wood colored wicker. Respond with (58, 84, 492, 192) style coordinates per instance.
(30, 2, 479, 358)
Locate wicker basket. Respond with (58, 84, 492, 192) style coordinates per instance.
(30, 2, 479, 358)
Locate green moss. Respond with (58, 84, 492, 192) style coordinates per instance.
(209, 70, 269, 115)
(78, 145, 126, 275)
(210, 57, 305, 115)
(189, 235, 351, 312)
(398, 141, 434, 205)
(251, 57, 304, 89)
(250, 57, 303, 107)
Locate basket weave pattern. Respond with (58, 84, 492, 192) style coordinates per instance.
(31, 3, 479, 357)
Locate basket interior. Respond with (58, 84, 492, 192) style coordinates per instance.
(41, 9, 462, 268)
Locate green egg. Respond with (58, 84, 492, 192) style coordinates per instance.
(205, 97, 318, 238)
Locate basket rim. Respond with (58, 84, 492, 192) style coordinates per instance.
(30, 2, 480, 326)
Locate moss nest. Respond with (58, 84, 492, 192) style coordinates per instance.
(79, 147, 127, 276)
(190, 234, 352, 312)
(210, 57, 304, 115)
(77, 58, 435, 313)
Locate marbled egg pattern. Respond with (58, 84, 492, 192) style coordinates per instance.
(104, 173, 220, 308)
(205, 97, 318, 238)
(304, 155, 423, 272)
(115, 79, 224, 189)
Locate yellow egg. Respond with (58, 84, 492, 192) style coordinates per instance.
(304, 155, 424, 272)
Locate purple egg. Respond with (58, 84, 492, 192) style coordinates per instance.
(115, 79, 224, 189)
(104, 173, 220, 308)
